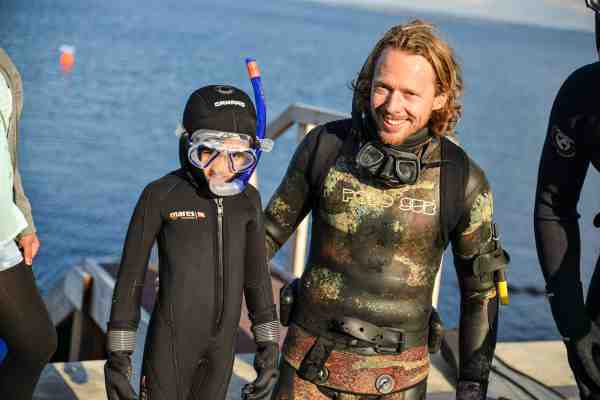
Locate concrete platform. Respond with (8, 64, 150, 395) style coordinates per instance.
(34, 340, 579, 400)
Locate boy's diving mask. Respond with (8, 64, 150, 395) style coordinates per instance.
(186, 129, 273, 196)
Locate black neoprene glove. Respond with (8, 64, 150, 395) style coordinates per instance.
(105, 351, 138, 400)
(564, 322, 600, 398)
(456, 380, 487, 400)
(242, 342, 280, 400)
(547, 279, 600, 395)
(428, 307, 444, 354)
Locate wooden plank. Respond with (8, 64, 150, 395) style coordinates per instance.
(63, 258, 148, 334)
(429, 351, 456, 393)
(441, 329, 578, 399)
(38, 348, 574, 400)
(495, 341, 575, 387)
(62, 258, 150, 389)
(68, 273, 93, 362)
(82, 259, 121, 329)
(62, 267, 89, 314)
(44, 277, 75, 326)
(34, 356, 271, 400)
(35, 361, 106, 400)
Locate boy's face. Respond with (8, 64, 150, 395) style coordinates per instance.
(200, 149, 237, 184)
(199, 136, 251, 184)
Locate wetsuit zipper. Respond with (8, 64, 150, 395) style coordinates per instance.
(213, 198, 224, 334)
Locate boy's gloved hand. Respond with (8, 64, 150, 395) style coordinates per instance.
(428, 307, 444, 354)
(456, 380, 486, 400)
(105, 351, 138, 400)
(242, 342, 279, 400)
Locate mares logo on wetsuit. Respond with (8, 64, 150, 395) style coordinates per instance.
(551, 125, 576, 158)
(168, 210, 206, 221)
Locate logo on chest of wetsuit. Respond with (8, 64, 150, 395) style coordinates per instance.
(168, 210, 206, 221)
(551, 125, 576, 158)
(341, 187, 436, 215)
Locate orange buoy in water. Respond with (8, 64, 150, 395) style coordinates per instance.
(59, 45, 75, 72)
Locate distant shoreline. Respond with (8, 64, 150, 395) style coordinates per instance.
(304, 0, 595, 32)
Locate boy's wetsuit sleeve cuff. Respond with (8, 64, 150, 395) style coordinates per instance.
(107, 329, 137, 354)
(248, 305, 278, 326)
(252, 320, 280, 343)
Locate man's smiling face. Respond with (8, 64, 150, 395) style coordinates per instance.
(369, 47, 446, 145)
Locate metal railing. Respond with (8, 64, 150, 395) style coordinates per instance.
(43, 258, 150, 388)
(260, 103, 348, 278)
(254, 103, 444, 307)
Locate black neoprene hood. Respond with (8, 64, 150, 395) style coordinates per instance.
(179, 85, 258, 183)
(182, 85, 257, 138)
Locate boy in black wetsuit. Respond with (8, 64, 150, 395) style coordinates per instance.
(534, 2, 600, 399)
(104, 85, 279, 400)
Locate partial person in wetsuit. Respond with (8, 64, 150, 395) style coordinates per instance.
(534, 2, 600, 399)
(104, 85, 279, 400)
(265, 20, 509, 400)
(0, 48, 57, 400)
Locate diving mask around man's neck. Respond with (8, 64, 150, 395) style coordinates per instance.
(355, 128, 431, 187)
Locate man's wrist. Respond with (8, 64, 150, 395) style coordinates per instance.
(16, 227, 36, 241)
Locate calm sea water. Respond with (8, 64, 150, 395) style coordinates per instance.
(1, 0, 598, 341)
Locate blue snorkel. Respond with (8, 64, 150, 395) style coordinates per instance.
(238, 57, 267, 189)
(0, 339, 6, 364)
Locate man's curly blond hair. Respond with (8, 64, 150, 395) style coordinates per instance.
(352, 20, 464, 136)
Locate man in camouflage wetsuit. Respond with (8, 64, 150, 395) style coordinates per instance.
(264, 20, 508, 400)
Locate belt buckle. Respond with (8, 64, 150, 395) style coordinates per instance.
(374, 327, 404, 354)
